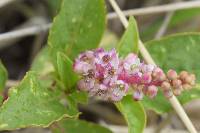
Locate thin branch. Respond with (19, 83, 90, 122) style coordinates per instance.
(0, 0, 17, 8)
(0, 23, 51, 44)
(155, 0, 182, 39)
(155, 11, 174, 39)
(108, 0, 197, 133)
(107, 1, 200, 19)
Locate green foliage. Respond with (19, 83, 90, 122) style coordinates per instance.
(116, 95, 146, 133)
(0, 72, 76, 130)
(31, 46, 54, 76)
(66, 91, 88, 115)
(170, 8, 200, 28)
(0, 96, 2, 105)
(52, 119, 112, 133)
(48, 0, 106, 67)
(57, 52, 78, 91)
(0, 61, 7, 93)
(117, 17, 139, 56)
(142, 33, 200, 114)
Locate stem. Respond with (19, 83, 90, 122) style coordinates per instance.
(107, 1, 200, 18)
(108, 0, 197, 133)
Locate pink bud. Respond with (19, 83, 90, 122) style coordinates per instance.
(147, 85, 158, 99)
(152, 68, 166, 81)
(167, 69, 178, 80)
(179, 71, 188, 80)
(141, 73, 152, 84)
(161, 81, 171, 91)
(172, 79, 182, 89)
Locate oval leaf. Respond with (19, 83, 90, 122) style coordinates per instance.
(117, 17, 139, 56)
(31, 46, 54, 76)
(115, 95, 146, 133)
(52, 119, 112, 133)
(57, 52, 78, 91)
(48, 0, 106, 66)
(0, 61, 7, 93)
(0, 72, 75, 130)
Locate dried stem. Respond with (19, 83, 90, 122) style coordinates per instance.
(0, 0, 16, 8)
(107, 1, 200, 18)
(108, 0, 197, 133)
(154, 11, 174, 39)
(0, 23, 51, 46)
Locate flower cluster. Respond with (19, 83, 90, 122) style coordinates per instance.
(73, 48, 196, 102)
(161, 70, 196, 97)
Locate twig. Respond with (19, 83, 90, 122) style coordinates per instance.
(155, 0, 182, 39)
(107, 1, 200, 19)
(0, 23, 51, 44)
(154, 11, 174, 39)
(0, 0, 16, 8)
(108, 0, 197, 133)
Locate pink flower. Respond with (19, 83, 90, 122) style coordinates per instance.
(110, 80, 129, 101)
(73, 50, 95, 74)
(77, 78, 95, 91)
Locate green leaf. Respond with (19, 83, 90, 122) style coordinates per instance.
(57, 52, 78, 91)
(169, 8, 200, 28)
(117, 17, 139, 56)
(52, 119, 112, 133)
(115, 95, 146, 133)
(0, 96, 3, 105)
(31, 46, 54, 76)
(48, 0, 106, 66)
(0, 71, 76, 130)
(0, 61, 8, 93)
(143, 33, 200, 113)
(142, 90, 170, 114)
(66, 91, 88, 115)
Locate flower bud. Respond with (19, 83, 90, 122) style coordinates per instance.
(185, 76, 193, 84)
(173, 88, 182, 96)
(167, 69, 178, 80)
(172, 79, 182, 89)
(161, 81, 171, 91)
(147, 85, 158, 99)
(152, 68, 166, 81)
(141, 72, 152, 84)
(179, 71, 188, 80)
